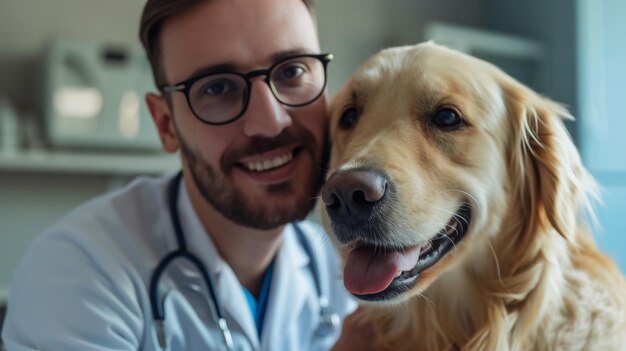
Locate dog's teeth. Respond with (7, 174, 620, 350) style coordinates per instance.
(399, 274, 419, 285)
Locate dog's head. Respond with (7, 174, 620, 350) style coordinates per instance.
(321, 42, 596, 304)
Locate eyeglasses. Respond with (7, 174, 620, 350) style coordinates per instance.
(160, 53, 333, 125)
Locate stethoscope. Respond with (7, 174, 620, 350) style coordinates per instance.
(149, 172, 340, 350)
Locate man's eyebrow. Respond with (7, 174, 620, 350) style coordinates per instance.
(182, 48, 318, 83)
(183, 63, 238, 83)
(269, 48, 316, 62)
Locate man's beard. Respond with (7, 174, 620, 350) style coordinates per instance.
(179, 128, 327, 230)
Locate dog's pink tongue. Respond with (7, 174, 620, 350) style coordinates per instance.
(344, 246, 421, 295)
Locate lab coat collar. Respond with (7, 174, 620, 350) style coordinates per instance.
(260, 224, 312, 348)
(177, 180, 261, 347)
(176, 178, 312, 348)
(277, 223, 311, 272)
(176, 179, 227, 276)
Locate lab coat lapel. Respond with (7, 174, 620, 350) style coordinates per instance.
(217, 264, 260, 349)
(178, 181, 260, 349)
(261, 225, 310, 349)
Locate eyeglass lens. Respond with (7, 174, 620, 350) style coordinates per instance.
(187, 56, 326, 124)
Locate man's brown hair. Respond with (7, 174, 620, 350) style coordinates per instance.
(139, 0, 315, 87)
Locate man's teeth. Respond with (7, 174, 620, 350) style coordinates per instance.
(244, 152, 293, 172)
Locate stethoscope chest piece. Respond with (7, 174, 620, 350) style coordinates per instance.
(315, 296, 341, 337)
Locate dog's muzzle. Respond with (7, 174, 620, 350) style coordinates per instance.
(321, 168, 393, 244)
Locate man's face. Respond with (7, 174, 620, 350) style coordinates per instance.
(158, 0, 326, 229)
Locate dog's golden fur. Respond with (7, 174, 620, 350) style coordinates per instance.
(323, 43, 626, 350)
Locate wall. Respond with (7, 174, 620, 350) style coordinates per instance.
(577, 0, 626, 271)
(485, 0, 578, 139)
(484, 0, 625, 270)
(317, 0, 487, 94)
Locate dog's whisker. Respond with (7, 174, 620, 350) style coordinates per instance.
(445, 189, 482, 213)
(452, 212, 470, 227)
(441, 229, 458, 256)
(445, 224, 460, 238)
(487, 239, 504, 287)
(415, 291, 435, 309)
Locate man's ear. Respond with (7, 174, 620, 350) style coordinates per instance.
(146, 92, 180, 153)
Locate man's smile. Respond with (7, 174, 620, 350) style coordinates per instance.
(239, 149, 295, 172)
(234, 146, 305, 184)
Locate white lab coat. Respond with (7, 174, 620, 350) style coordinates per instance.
(2, 174, 355, 351)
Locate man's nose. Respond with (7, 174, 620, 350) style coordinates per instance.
(242, 80, 292, 138)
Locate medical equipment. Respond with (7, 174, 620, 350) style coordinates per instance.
(42, 40, 162, 150)
(0, 97, 18, 155)
(149, 172, 340, 350)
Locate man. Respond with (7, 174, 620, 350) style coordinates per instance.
(1, 0, 356, 349)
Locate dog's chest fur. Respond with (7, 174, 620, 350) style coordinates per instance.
(366, 234, 626, 351)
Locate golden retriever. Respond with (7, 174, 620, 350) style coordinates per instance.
(321, 42, 626, 350)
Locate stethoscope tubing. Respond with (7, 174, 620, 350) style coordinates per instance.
(149, 171, 336, 350)
(149, 249, 225, 322)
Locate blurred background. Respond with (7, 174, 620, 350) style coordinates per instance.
(0, 0, 624, 333)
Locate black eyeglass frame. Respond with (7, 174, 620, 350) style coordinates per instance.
(159, 53, 334, 126)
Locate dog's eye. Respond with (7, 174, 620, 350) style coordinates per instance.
(433, 108, 463, 130)
(339, 107, 359, 130)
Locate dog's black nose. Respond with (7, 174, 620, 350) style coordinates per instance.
(322, 169, 388, 223)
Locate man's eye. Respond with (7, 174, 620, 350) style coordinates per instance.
(279, 65, 306, 80)
(204, 81, 231, 95)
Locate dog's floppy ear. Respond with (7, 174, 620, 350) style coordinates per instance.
(505, 82, 597, 241)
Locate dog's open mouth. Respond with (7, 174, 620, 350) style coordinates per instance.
(344, 204, 471, 301)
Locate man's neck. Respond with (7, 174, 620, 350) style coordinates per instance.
(183, 174, 284, 297)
